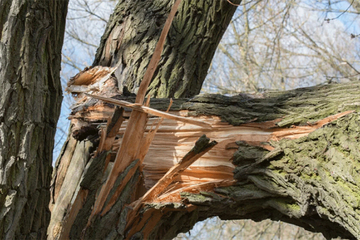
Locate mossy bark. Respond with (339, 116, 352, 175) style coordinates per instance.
(92, 0, 240, 98)
(230, 113, 360, 239)
(0, 1, 68, 239)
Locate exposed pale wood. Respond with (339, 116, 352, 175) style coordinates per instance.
(111, 112, 351, 190)
(67, 66, 115, 87)
(48, 140, 94, 239)
(270, 110, 355, 141)
(68, 106, 353, 194)
(50, 135, 78, 209)
(138, 135, 217, 205)
(138, 99, 173, 163)
(124, 135, 216, 239)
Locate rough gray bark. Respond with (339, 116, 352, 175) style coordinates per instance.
(0, 1, 68, 239)
(93, 0, 241, 98)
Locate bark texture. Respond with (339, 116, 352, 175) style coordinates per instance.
(92, 0, 240, 98)
(49, 0, 360, 239)
(0, 1, 68, 239)
(51, 82, 360, 239)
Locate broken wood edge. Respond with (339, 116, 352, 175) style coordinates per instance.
(126, 110, 356, 208)
(99, 101, 173, 216)
(142, 135, 217, 204)
(269, 110, 355, 141)
(86, 110, 148, 226)
(85, 93, 212, 129)
(66, 66, 114, 87)
(138, 99, 173, 161)
(84, 16, 189, 223)
(122, 109, 353, 238)
(124, 135, 217, 235)
(68, 86, 354, 235)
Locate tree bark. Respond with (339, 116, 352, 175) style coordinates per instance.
(48, 0, 360, 239)
(51, 81, 360, 239)
(0, 1, 68, 239)
(92, 0, 240, 98)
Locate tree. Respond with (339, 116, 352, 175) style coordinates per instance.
(2, 1, 360, 240)
(0, 0, 68, 239)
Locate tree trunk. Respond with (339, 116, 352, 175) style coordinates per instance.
(0, 1, 68, 239)
(92, 0, 240, 98)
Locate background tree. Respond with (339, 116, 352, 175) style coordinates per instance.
(0, 1, 68, 239)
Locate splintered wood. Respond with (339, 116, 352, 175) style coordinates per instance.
(86, 0, 185, 225)
(67, 102, 354, 204)
(139, 135, 217, 204)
